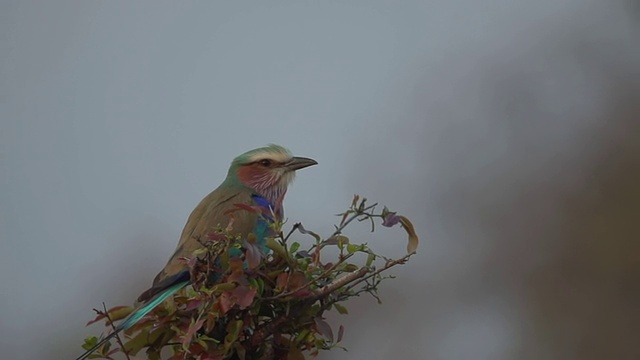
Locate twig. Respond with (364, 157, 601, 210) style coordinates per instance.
(313, 267, 371, 299)
(282, 223, 300, 243)
(308, 203, 378, 253)
(102, 302, 131, 360)
(344, 252, 414, 293)
(331, 203, 377, 238)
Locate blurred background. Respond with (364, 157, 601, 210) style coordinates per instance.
(1, 1, 639, 359)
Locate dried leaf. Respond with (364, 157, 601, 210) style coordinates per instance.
(399, 215, 419, 253)
(351, 194, 360, 208)
(297, 223, 322, 243)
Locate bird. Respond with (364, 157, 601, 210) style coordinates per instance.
(76, 144, 317, 360)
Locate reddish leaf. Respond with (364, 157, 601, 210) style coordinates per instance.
(337, 325, 345, 343)
(180, 318, 205, 350)
(276, 272, 288, 291)
(219, 292, 234, 314)
(106, 348, 119, 356)
(185, 256, 197, 269)
(231, 203, 262, 214)
(339, 211, 349, 227)
(207, 232, 227, 241)
(314, 317, 334, 343)
(86, 313, 107, 327)
(287, 271, 308, 290)
(351, 194, 360, 208)
(227, 258, 249, 286)
(219, 285, 257, 312)
(287, 346, 306, 360)
(243, 239, 262, 269)
(184, 299, 203, 311)
(232, 285, 257, 309)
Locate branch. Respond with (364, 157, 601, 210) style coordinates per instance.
(101, 303, 131, 360)
(313, 267, 371, 299)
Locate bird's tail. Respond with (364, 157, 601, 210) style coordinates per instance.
(75, 280, 188, 360)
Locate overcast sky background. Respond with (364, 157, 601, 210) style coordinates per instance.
(2, 1, 639, 359)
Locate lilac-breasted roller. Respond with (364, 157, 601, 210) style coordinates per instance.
(76, 144, 317, 360)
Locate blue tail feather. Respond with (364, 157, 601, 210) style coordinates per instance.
(75, 281, 188, 360)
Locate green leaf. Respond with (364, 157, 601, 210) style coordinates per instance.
(294, 329, 310, 344)
(366, 253, 376, 267)
(81, 336, 98, 350)
(86, 306, 133, 326)
(346, 244, 359, 254)
(333, 303, 349, 315)
(123, 328, 153, 355)
(290, 241, 300, 253)
(266, 237, 288, 259)
(342, 263, 359, 272)
(223, 320, 243, 353)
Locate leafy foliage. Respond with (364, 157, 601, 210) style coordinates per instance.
(82, 195, 418, 359)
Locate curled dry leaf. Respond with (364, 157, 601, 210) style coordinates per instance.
(399, 215, 419, 253)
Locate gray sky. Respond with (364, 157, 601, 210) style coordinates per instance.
(2, 1, 639, 359)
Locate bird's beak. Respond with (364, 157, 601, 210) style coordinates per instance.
(285, 156, 318, 171)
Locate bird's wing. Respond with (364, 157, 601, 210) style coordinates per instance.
(143, 186, 258, 295)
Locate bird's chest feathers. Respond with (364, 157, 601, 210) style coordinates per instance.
(250, 194, 281, 242)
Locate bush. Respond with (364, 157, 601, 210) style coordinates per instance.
(81, 195, 418, 360)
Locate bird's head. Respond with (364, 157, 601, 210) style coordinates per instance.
(226, 144, 317, 203)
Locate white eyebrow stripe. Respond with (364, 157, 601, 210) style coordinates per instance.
(246, 151, 292, 163)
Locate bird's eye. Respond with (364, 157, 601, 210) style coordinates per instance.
(259, 159, 272, 167)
